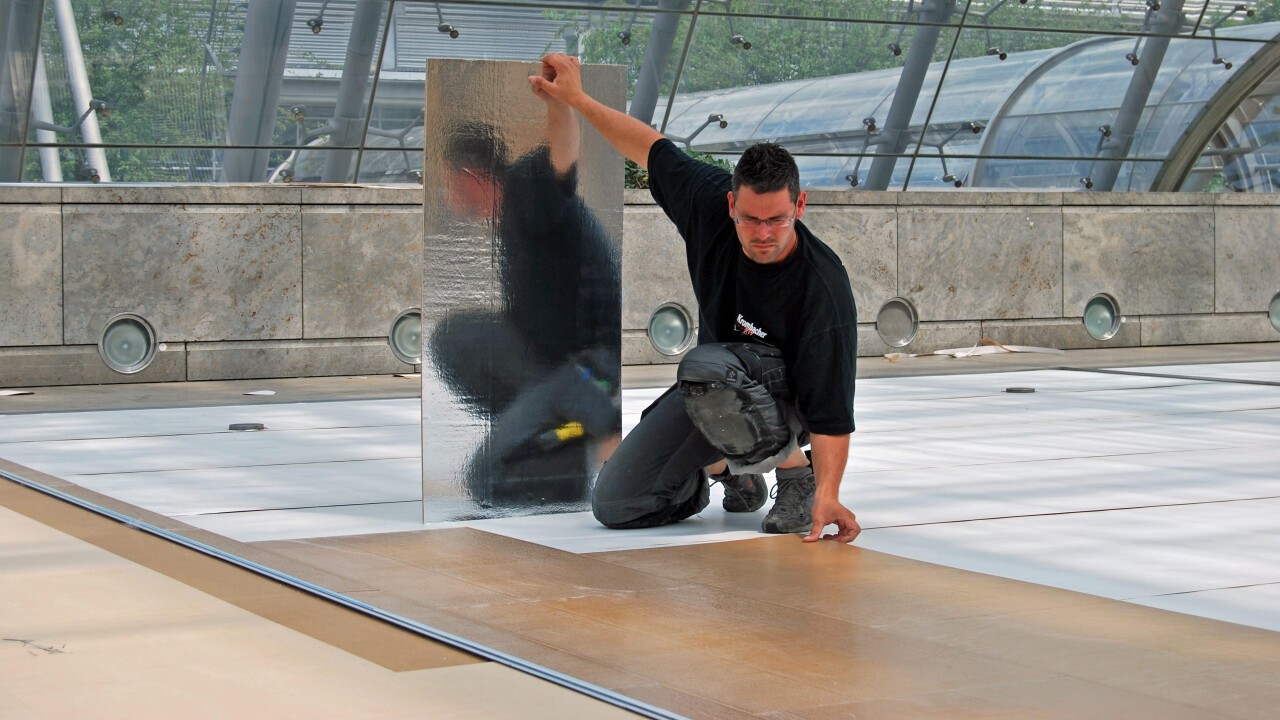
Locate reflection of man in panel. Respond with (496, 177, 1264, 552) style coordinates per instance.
(531, 53, 861, 543)
(430, 80, 621, 511)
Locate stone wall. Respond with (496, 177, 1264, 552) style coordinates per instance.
(2, 184, 1277, 386)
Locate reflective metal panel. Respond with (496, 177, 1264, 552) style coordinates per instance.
(422, 59, 623, 521)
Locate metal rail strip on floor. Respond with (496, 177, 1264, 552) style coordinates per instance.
(0, 467, 688, 720)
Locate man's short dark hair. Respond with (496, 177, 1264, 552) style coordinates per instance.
(444, 121, 510, 180)
(732, 142, 800, 202)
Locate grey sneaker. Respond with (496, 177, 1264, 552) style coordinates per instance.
(760, 470, 815, 534)
(714, 472, 767, 513)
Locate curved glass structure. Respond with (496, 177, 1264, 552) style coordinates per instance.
(3, 1, 1280, 191)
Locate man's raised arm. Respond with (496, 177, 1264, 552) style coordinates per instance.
(529, 53, 664, 170)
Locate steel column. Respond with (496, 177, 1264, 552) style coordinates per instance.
(320, 0, 384, 183)
(864, 0, 956, 191)
(629, 0, 690, 125)
(1089, 0, 1186, 192)
(222, 0, 296, 182)
(0, 0, 44, 181)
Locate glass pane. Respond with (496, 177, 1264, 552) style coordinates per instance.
(1180, 65, 1280, 192)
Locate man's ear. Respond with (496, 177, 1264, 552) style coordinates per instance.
(795, 189, 807, 219)
(726, 190, 736, 218)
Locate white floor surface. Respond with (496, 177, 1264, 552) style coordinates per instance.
(1, 361, 1277, 632)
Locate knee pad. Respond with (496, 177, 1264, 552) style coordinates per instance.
(677, 343, 792, 468)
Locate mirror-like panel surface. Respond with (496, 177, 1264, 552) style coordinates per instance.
(421, 59, 623, 522)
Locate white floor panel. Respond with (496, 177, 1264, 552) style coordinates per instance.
(858, 498, 1280, 604)
(63, 458, 423, 516)
(1132, 584, 1280, 632)
(0, 425, 420, 476)
(4, 361, 1279, 632)
(0, 399, 420, 443)
(1108, 361, 1280, 383)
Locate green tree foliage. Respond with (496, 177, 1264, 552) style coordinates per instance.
(625, 149, 733, 189)
(37, 0, 237, 181)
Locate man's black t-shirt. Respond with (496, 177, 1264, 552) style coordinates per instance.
(647, 139, 857, 435)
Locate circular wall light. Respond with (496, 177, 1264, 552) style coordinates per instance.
(1083, 293, 1122, 341)
(1269, 290, 1280, 334)
(98, 313, 157, 374)
(876, 297, 919, 348)
(388, 308, 423, 365)
(648, 302, 694, 356)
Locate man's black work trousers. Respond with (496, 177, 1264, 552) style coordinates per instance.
(591, 342, 802, 529)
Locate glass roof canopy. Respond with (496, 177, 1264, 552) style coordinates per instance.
(662, 23, 1280, 190)
(2, 1, 1279, 191)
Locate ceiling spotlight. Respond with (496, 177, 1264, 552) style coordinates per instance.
(78, 165, 101, 183)
(987, 47, 1007, 61)
(863, 117, 878, 133)
(388, 308, 423, 365)
(101, 9, 124, 26)
(89, 99, 110, 117)
(1126, 52, 1140, 66)
(967, 121, 983, 134)
(888, 42, 902, 56)
(648, 302, 694, 356)
(876, 297, 919, 348)
(846, 174, 859, 187)
(438, 22, 459, 39)
(1083, 294, 1121, 341)
(1147, 0, 1161, 10)
(617, 30, 632, 44)
(942, 173, 962, 187)
(1213, 56, 1234, 69)
(1080, 177, 1094, 189)
(290, 106, 305, 122)
(279, 168, 294, 183)
(730, 34, 751, 50)
(306, 16, 323, 33)
(98, 313, 157, 374)
(710, 113, 727, 129)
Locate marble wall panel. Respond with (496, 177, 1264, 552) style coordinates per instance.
(0, 207, 61, 346)
(0, 345, 185, 387)
(898, 207, 1063, 322)
(1141, 313, 1278, 346)
(303, 206, 423, 339)
(61, 185, 300, 205)
(0, 186, 60, 203)
(62, 205, 302, 344)
(186, 339, 412, 381)
(1214, 208, 1280, 314)
(804, 207, 896, 324)
(622, 331, 685, 365)
(979, 318, 1140, 350)
(857, 321, 983, 358)
(622, 206, 700, 332)
(1063, 207, 1215, 317)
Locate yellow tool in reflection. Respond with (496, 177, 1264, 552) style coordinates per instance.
(501, 421, 586, 464)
